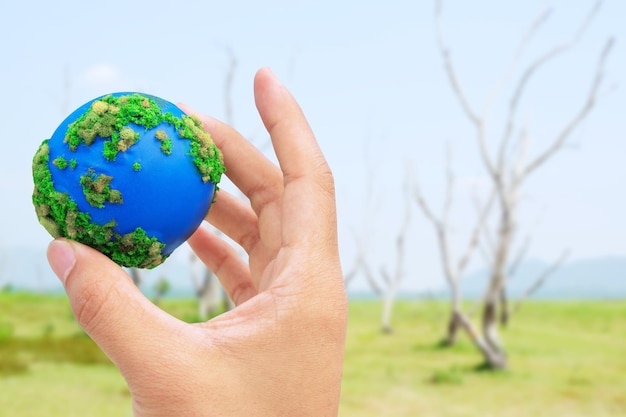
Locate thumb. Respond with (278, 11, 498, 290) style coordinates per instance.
(47, 239, 180, 369)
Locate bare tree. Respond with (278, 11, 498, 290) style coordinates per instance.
(497, 226, 571, 326)
(189, 47, 276, 315)
(152, 276, 171, 306)
(48, 66, 72, 117)
(350, 165, 412, 334)
(380, 182, 411, 334)
(189, 253, 221, 319)
(188, 48, 240, 315)
(342, 255, 361, 289)
(510, 248, 570, 316)
(421, 0, 614, 369)
(414, 146, 495, 347)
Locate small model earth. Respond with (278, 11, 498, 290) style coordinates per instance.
(32, 92, 225, 268)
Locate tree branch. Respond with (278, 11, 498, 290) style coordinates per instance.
(188, 253, 202, 292)
(413, 179, 440, 228)
(349, 226, 383, 295)
(343, 255, 362, 287)
(469, 187, 496, 260)
(520, 36, 614, 181)
(413, 174, 459, 286)
(435, 0, 480, 127)
(508, 206, 545, 279)
(413, 151, 489, 302)
(498, 1, 603, 179)
(457, 187, 496, 278)
(511, 249, 571, 315)
(361, 260, 383, 296)
(223, 47, 238, 126)
(483, 4, 552, 116)
(442, 144, 455, 226)
(436, 0, 495, 179)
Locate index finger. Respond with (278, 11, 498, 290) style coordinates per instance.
(253, 68, 338, 249)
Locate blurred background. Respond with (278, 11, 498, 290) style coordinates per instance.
(1, 0, 624, 416)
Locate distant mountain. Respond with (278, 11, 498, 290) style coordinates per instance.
(458, 256, 626, 299)
(0, 245, 198, 297)
(2, 246, 625, 299)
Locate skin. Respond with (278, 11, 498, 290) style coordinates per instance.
(47, 67, 348, 417)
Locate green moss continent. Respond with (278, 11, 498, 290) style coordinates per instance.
(64, 94, 225, 184)
(32, 93, 225, 268)
(179, 115, 225, 184)
(32, 141, 166, 268)
(79, 170, 123, 208)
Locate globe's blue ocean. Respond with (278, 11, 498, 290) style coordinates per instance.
(46, 93, 215, 256)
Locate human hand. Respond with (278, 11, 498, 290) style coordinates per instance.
(47, 67, 348, 416)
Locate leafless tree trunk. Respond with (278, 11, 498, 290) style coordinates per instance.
(48, 66, 72, 117)
(354, 167, 411, 334)
(152, 277, 171, 306)
(413, 147, 495, 348)
(189, 253, 221, 319)
(426, 0, 614, 369)
(128, 268, 144, 288)
(380, 178, 411, 333)
(187, 48, 241, 314)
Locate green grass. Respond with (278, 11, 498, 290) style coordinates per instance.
(1, 292, 625, 416)
(341, 300, 626, 417)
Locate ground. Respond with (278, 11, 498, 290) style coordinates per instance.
(0, 292, 624, 416)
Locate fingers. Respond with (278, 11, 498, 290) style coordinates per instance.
(182, 68, 339, 296)
(253, 68, 338, 250)
(188, 226, 258, 305)
(185, 109, 283, 209)
(254, 68, 325, 182)
(207, 190, 259, 253)
(178, 104, 283, 256)
(205, 190, 273, 284)
(47, 239, 184, 369)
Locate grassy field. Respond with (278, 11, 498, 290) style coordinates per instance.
(0, 292, 624, 416)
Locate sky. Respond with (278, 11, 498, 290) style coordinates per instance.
(0, 0, 624, 294)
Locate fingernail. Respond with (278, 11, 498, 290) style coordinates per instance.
(47, 239, 76, 284)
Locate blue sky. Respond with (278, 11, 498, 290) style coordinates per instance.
(1, 0, 624, 293)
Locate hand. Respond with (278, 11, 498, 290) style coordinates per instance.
(47, 68, 348, 417)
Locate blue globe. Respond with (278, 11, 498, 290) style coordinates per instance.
(32, 92, 225, 268)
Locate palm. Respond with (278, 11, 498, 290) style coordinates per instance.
(50, 68, 347, 417)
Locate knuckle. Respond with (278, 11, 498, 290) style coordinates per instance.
(229, 280, 256, 306)
(247, 177, 282, 212)
(238, 223, 261, 254)
(72, 279, 116, 334)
